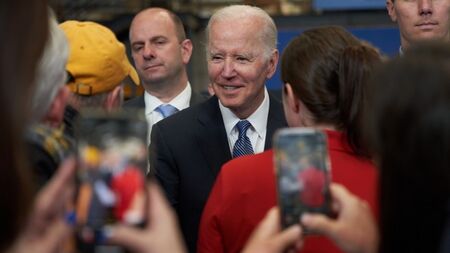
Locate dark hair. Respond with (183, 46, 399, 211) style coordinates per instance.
(366, 41, 450, 253)
(0, 0, 48, 251)
(281, 26, 381, 157)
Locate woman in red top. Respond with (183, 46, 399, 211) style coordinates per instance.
(198, 26, 382, 253)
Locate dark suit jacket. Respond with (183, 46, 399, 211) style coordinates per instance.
(149, 93, 287, 253)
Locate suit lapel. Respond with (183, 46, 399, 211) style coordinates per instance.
(265, 92, 288, 149)
(196, 96, 232, 177)
(193, 93, 286, 176)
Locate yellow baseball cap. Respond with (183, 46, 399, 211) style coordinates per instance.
(60, 20, 140, 95)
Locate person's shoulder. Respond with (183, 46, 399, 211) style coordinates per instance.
(123, 95, 144, 108)
(222, 150, 274, 178)
(215, 150, 275, 199)
(190, 90, 210, 105)
(268, 88, 282, 103)
(157, 96, 217, 126)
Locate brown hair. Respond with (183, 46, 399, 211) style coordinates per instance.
(281, 26, 381, 157)
(0, 0, 48, 250)
(366, 41, 450, 253)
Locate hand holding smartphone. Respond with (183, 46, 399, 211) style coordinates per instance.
(75, 110, 148, 248)
(273, 128, 332, 231)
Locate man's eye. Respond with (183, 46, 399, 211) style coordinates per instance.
(211, 55, 223, 61)
(133, 45, 143, 51)
(155, 40, 167, 45)
(236, 57, 249, 63)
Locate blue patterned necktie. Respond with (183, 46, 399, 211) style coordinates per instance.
(232, 120, 254, 158)
(155, 104, 179, 119)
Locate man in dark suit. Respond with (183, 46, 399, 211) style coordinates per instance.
(149, 5, 287, 253)
(124, 8, 206, 143)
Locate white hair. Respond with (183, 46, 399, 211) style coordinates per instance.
(205, 5, 278, 59)
(31, 12, 69, 123)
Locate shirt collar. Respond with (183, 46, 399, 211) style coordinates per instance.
(144, 82, 192, 115)
(219, 88, 270, 138)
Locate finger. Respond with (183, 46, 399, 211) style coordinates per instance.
(329, 183, 353, 203)
(106, 225, 148, 253)
(251, 207, 280, 239)
(37, 157, 76, 211)
(270, 224, 302, 251)
(31, 158, 76, 230)
(45, 157, 76, 196)
(301, 213, 337, 238)
(147, 182, 178, 225)
(39, 219, 72, 253)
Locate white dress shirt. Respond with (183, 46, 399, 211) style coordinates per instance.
(144, 83, 191, 144)
(219, 88, 270, 155)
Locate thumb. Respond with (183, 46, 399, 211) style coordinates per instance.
(301, 213, 337, 238)
(106, 225, 147, 253)
(271, 224, 302, 251)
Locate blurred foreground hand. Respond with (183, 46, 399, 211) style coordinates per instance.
(242, 207, 303, 253)
(9, 157, 76, 253)
(301, 183, 378, 253)
(107, 182, 187, 253)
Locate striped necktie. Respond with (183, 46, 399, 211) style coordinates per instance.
(232, 120, 254, 158)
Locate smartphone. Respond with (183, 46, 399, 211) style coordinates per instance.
(273, 128, 332, 230)
(74, 110, 148, 248)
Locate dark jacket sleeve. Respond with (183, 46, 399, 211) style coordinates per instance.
(148, 122, 179, 208)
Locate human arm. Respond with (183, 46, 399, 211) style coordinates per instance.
(300, 183, 378, 253)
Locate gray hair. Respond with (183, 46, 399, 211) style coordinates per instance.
(32, 12, 69, 122)
(68, 83, 124, 109)
(205, 5, 278, 60)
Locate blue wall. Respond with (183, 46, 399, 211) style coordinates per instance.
(312, 0, 386, 11)
(267, 27, 400, 89)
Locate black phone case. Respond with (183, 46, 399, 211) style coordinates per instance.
(273, 128, 332, 230)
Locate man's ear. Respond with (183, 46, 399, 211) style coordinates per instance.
(266, 49, 279, 79)
(104, 86, 123, 111)
(386, 0, 397, 22)
(180, 39, 193, 64)
(44, 86, 70, 127)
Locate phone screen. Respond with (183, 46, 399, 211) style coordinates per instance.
(273, 128, 332, 230)
(75, 110, 148, 247)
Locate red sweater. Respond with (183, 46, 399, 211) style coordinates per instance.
(198, 130, 378, 253)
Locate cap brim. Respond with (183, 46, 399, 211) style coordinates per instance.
(129, 64, 140, 86)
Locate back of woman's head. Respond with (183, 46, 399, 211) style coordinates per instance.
(0, 1, 48, 251)
(281, 26, 382, 156)
(366, 41, 450, 253)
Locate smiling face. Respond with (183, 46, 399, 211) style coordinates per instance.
(129, 9, 192, 89)
(387, 0, 450, 49)
(207, 18, 278, 119)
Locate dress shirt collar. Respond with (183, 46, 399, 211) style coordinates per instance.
(144, 82, 192, 115)
(219, 87, 270, 139)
